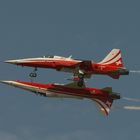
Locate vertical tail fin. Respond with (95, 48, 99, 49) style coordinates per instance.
(94, 98, 113, 116)
(99, 49, 124, 67)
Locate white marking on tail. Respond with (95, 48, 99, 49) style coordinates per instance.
(116, 60, 122, 65)
(99, 49, 120, 63)
(94, 99, 112, 115)
(103, 54, 121, 65)
(99, 49, 124, 67)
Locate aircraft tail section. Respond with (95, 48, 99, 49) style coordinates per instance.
(94, 98, 113, 116)
(99, 49, 124, 67)
(93, 87, 121, 115)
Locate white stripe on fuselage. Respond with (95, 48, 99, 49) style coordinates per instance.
(12, 57, 81, 63)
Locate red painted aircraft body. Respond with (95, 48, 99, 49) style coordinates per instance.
(0, 80, 120, 116)
(5, 49, 129, 79)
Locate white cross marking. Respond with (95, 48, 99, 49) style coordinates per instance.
(116, 60, 122, 65)
(106, 101, 111, 107)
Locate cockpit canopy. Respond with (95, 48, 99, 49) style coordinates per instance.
(43, 55, 72, 59)
(47, 55, 54, 58)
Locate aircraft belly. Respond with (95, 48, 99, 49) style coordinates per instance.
(45, 90, 83, 99)
(60, 67, 75, 73)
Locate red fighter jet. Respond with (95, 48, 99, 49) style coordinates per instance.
(0, 80, 120, 116)
(5, 49, 129, 86)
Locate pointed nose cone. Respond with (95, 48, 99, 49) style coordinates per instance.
(0, 80, 24, 89)
(4, 60, 19, 65)
(0, 80, 14, 85)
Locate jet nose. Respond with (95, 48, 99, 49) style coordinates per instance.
(4, 60, 19, 64)
(0, 80, 13, 85)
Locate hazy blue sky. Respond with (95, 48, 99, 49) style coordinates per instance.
(0, 1, 140, 140)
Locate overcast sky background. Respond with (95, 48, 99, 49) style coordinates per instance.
(0, 0, 140, 140)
